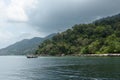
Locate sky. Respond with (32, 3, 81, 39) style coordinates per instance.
(0, 0, 120, 48)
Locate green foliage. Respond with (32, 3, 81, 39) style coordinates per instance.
(100, 34, 120, 53)
(36, 14, 120, 55)
(88, 40, 101, 54)
(80, 47, 89, 54)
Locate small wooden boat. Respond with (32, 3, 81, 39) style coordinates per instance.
(26, 55, 38, 58)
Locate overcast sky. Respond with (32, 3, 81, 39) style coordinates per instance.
(0, 0, 120, 48)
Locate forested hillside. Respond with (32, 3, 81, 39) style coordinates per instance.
(36, 14, 120, 56)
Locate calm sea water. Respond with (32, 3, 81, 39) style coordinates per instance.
(0, 56, 120, 80)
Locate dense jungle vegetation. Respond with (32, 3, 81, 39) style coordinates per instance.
(35, 14, 120, 56)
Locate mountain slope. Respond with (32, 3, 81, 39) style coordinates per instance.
(36, 14, 120, 56)
(0, 33, 56, 55)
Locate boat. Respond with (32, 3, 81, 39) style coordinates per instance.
(26, 55, 38, 58)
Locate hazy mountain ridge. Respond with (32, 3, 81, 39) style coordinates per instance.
(0, 33, 56, 55)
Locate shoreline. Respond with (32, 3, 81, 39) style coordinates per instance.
(38, 54, 120, 57)
(79, 54, 120, 57)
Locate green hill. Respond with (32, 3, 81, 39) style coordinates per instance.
(36, 14, 120, 56)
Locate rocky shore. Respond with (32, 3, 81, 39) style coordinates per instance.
(79, 54, 120, 57)
(37, 53, 120, 57)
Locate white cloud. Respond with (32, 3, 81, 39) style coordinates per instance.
(6, 2, 28, 21)
(0, 0, 37, 22)
(0, 0, 7, 21)
(0, 0, 39, 48)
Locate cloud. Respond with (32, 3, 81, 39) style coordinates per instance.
(0, 0, 37, 22)
(27, 0, 120, 34)
(0, 0, 7, 21)
(0, 0, 39, 48)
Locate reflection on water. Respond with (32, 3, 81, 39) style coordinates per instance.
(0, 56, 120, 80)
